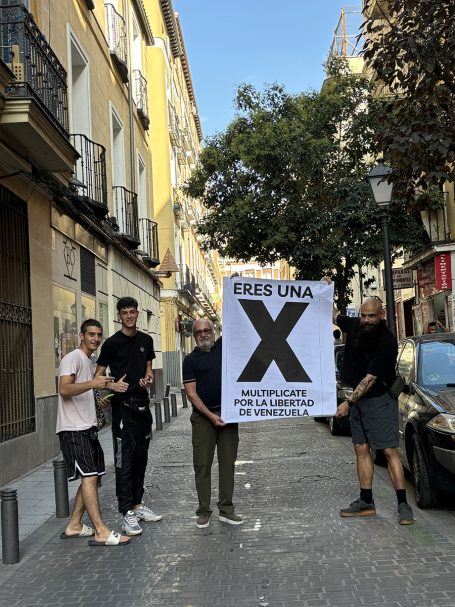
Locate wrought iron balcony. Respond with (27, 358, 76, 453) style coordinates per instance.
(194, 269, 214, 313)
(178, 265, 196, 295)
(133, 69, 149, 130)
(105, 3, 128, 82)
(138, 218, 159, 268)
(0, 3, 69, 135)
(168, 102, 181, 145)
(70, 134, 108, 217)
(113, 186, 140, 248)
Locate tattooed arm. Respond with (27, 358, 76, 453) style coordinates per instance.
(335, 373, 377, 418)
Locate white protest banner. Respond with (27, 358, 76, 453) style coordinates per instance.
(221, 277, 336, 423)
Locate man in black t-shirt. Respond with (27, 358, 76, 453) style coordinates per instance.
(182, 319, 243, 529)
(96, 297, 162, 535)
(333, 296, 414, 525)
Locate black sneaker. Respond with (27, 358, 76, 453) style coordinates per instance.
(218, 512, 244, 525)
(340, 498, 376, 517)
(195, 512, 212, 528)
(398, 502, 414, 525)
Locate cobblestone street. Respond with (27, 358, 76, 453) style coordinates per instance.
(2, 406, 455, 607)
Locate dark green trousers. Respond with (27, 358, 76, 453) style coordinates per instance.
(190, 409, 239, 516)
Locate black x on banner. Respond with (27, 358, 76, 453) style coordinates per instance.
(237, 299, 311, 382)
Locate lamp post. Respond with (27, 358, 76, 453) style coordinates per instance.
(367, 159, 397, 337)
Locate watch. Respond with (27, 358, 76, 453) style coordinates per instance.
(347, 399, 355, 408)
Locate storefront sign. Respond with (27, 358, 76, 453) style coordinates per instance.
(382, 268, 414, 290)
(434, 253, 452, 291)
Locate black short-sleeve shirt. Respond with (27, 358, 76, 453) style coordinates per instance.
(182, 337, 222, 410)
(97, 330, 155, 398)
(337, 316, 397, 397)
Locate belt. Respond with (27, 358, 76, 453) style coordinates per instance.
(122, 398, 150, 413)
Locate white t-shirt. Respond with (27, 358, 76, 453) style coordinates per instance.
(56, 348, 96, 433)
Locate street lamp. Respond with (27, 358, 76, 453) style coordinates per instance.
(367, 159, 397, 337)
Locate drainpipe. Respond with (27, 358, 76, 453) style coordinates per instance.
(125, 0, 135, 195)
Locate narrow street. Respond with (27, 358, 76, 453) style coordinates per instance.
(1, 405, 455, 607)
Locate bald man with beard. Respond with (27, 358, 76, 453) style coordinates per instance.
(334, 297, 414, 525)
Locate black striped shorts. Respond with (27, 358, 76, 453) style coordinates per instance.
(58, 428, 106, 481)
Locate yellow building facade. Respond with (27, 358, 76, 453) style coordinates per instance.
(146, 0, 222, 387)
(0, 0, 205, 484)
(0, 0, 220, 483)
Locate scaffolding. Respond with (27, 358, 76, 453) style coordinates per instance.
(329, 6, 363, 58)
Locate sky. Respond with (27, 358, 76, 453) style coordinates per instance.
(175, 0, 362, 139)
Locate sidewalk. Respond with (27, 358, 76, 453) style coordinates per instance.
(0, 425, 113, 548)
(2, 399, 455, 606)
(0, 394, 177, 559)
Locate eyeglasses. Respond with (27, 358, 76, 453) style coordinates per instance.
(195, 328, 213, 336)
(368, 295, 383, 303)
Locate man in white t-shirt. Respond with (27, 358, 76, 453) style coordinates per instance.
(57, 319, 130, 547)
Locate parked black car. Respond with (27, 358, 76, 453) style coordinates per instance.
(395, 333, 455, 508)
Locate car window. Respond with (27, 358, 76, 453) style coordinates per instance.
(397, 342, 414, 384)
(334, 345, 344, 374)
(419, 340, 455, 387)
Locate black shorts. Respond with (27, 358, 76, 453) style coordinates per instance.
(350, 392, 399, 449)
(58, 428, 106, 481)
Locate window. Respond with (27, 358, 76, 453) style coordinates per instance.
(69, 35, 90, 136)
(131, 10, 141, 72)
(111, 105, 126, 187)
(53, 285, 77, 369)
(80, 247, 96, 295)
(137, 153, 147, 219)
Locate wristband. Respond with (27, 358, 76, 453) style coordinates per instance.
(347, 399, 355, 408)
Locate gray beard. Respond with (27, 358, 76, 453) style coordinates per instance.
(198, 341, 214, 352)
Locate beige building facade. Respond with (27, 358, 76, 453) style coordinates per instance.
(0, 0, 166, 484)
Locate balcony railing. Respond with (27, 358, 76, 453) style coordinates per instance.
(0, 4, 69, 134)
(133, 69, 149, 130)
(105, 3, 128, 82)
(420, 208, 452, 246)
(113, 186, 140, 247)
(194, 269, 213, 310)
(178, 265, 196, 295)
(138, 218, 159, 268)
(168, 102, 180, 145)
(70, 134, 108, 216)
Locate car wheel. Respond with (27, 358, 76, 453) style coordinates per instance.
(328, 416, 343, 436)
(412, 434, 439, 509)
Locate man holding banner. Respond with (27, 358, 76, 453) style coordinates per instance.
(183, 319, 243, 529)
(333, 296, 415, 525)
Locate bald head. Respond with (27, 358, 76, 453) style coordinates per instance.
(361, 298, 383, 315)
(359, 298, 384, 333)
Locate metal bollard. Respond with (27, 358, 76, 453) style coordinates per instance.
(171, 393, 177, 417)
(181, 388, 188, 408)
(165, 383, 171, 398)
(163, 396, 171, 423)
(53, 459, 69, 518)
(1, 489, 19, 564)
(155, 401, 163, 430)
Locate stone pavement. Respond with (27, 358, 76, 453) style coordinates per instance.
(2, 399, 455, 607)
